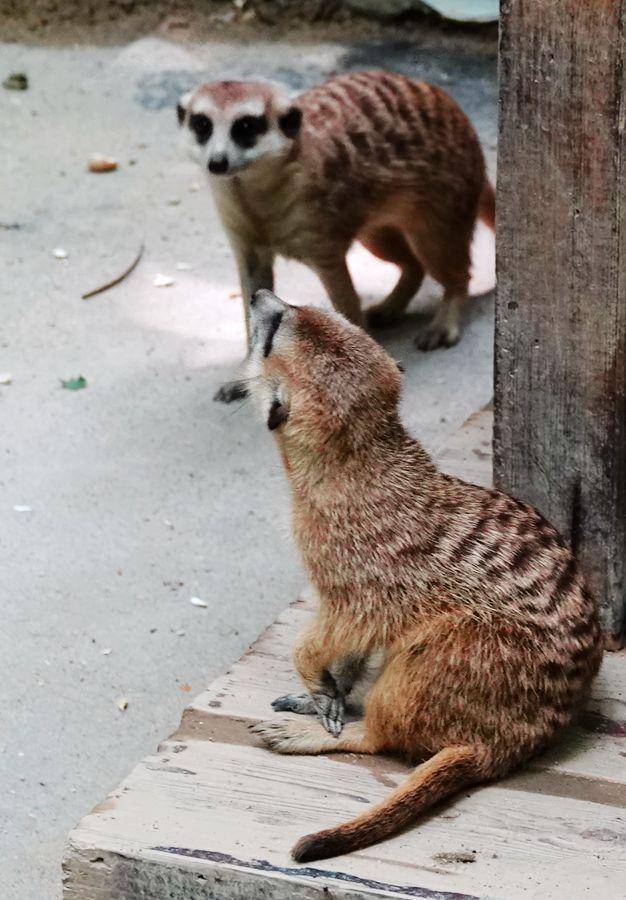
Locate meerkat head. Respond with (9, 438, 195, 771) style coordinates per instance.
(177, 80, 302, 177)
(246, 290, 403, 458)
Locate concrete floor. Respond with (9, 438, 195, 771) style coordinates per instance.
(0, 35, 496, 899)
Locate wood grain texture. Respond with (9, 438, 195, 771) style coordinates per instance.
(494, 1, 626, 646)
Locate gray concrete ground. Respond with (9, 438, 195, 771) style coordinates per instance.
(0, 34, 496, 899)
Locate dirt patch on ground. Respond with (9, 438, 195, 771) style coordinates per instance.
(0, 0, 497, 48)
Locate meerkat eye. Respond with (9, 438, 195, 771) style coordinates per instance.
(189, 113, 213, 145)
(278, 107, 302, 138)
(267, 398, 288, 431)
(231, 114, 268, 149)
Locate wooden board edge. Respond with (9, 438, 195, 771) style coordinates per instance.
(62, 838, 483, 900)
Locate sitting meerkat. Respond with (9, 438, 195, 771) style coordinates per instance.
(245, 289, 602, 863)
(177, 71, 495, 402)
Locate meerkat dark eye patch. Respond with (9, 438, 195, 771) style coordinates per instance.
(176, 103, 186, 126)
(278, 107, 302, 138)
(263, 311, 283, 358)
(189, 113, 213, 145)
(230, 114, 268, 149)
(267, 399, 288, 431)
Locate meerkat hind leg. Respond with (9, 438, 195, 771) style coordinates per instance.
(250, 719, 374, 755)
(407, 219, 471, 352)
(361, 228, 425, 329)
(414, 289, 465, 352)
(368, 264, 425, 329)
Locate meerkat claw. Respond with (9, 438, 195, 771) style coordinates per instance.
(414, 324, 460, 352)
(249, 719, 286, 749)
(271, 693, 317, 714)
(315, 695, 345, 736)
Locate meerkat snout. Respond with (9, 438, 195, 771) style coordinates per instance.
(208, 154, 229, 175)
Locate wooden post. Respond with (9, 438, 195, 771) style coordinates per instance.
(495, 1, 626, 648)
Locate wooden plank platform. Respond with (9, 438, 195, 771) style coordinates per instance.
(63, 409, 626, 899)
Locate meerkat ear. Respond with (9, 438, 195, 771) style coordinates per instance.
(267, 399, 288, 431)
(278, 106, 302, 139)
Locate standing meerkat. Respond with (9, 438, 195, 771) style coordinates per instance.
(245, 289, 603, 863)
(178, 71, 494, 402)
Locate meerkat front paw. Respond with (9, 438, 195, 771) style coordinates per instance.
(213, 380, 249, 403)
(314, 693, 345, 736)
(271, 693, 317, 714)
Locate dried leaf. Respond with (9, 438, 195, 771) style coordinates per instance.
(180, 683, 192, 692)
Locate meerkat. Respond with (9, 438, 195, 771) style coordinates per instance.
(177, 71, 495, 402)
(245, 289, 603, 863)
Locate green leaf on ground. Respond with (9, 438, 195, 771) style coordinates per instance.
(61, 375, 87, 390)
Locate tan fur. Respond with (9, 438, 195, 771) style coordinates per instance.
(181, 71, 494, 360)
(247, 290, 603, 863)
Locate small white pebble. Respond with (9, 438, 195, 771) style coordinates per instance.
(0, 372, 12, 385)
(175, 262, 192, 271)
(175, 629, 186, 637)
(14, 505, 32, 512)
(52, 247, 68, 259)
(101, 648, 112, 656)
(189, 596, 208, 608)
(153, 273, 175, 288)
(117, 697, 129, 711)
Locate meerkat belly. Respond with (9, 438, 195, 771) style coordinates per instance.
(215, 177, 322, 262)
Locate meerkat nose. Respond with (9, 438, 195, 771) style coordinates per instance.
(251, 289, 283, 310)
(208, 155, 229, 174)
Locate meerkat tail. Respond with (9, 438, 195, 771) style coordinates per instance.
(292, 745, 484, 863)
(479, 180, 496, 231)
